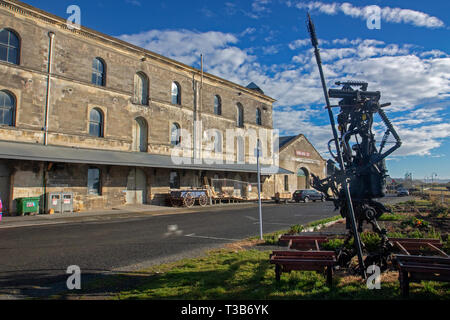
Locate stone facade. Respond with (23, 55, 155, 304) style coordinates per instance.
(269, 135, 327, 196)
(0, 1, 277, 214)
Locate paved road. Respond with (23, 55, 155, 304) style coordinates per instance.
(0, 195, 409, 298)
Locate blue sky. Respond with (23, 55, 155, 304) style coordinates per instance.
(23, 0, 450, 179)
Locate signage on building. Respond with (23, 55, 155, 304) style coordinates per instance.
(295, 150, 311, 158)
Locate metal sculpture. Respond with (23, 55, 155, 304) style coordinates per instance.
(307, 14, 402, 276)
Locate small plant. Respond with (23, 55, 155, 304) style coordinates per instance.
(289, 224, 305, 234)
(400, 217, 430, 230)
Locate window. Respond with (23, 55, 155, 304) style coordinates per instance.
(0, 90, 15, 126)
(236, 103, 244, 127)
(92, 58, 106, 86)
(169, 171, 180, 189)
(134, 117, 148, 152)
(284, 175, 289, 192)
(87, 167, 101, 195)
(171, 123, 181, 146)
(0, 29, 20, 65)
(256, 108, 262, 126)
(89, 108, 104, 137)
(134, 72, 149, 105)
(237, 136, 245, 163)
(214, 95, 222, 115)
(213, 130, 223, 153)
(171, 82, 181, 105)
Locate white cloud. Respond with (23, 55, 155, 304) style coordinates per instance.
(293, 1, 445, 28)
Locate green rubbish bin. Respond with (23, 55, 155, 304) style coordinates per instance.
(16, 197, 40, 216)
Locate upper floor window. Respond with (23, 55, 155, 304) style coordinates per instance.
(0, 90, 15, 126)
(0, 29, 20, 65)
(236, 103, 244, 127)
(171, 122, 181, 146)
(256, 108, 262, 126)
(171, 82, 181, 105)
(134, 72, 149, 105)
(214, 95, 222, 116)
(92, 58, 106, 86)
(89, 108, 104, 138)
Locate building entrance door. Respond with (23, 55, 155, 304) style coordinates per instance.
(0, 163, 10, 213)
(126, 168, 147, 205)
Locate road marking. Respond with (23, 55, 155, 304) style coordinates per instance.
(245, 216, 258, 221)
(185, 233, 241, 242)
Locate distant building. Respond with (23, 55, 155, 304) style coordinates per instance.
(265, 134, 327, 195)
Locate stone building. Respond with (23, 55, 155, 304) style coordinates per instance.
(0, 0, 288, 214)
(267, 134, 327, 196)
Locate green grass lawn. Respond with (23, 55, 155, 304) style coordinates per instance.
(108, 248, 449, 300)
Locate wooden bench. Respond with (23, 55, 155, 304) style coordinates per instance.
(390, 238, 447, 257)
(270, 250, 337, 286)
(394, 255, 450, 297)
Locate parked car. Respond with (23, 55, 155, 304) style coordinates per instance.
(397, 188, 410, 197)
(293, 189, 325, 203)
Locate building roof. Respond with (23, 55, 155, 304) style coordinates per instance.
(277, 134, 326, 162)
(246, 82, 265, 95)
(0, 141, 292, 175)
(278, 136, 297, 149)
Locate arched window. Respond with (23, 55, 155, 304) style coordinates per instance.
(134, 117, 148, 152)
(0, 29, 20, 65)
(134, 72, 149, 105)
(92, 58, 106, 86)
(236, 103, 244, 127)
(256, 108, 262, 125)
(214, 95, 222, 115)
(171, 123, 181, 146)
(171, 82, 181, 105)
(0, 90, 15, 126)
(89, 108, 104, 138)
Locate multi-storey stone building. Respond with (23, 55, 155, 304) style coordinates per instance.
(0, 0, 289, 214)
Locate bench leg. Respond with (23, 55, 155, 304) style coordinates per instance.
(275, 265, 281, 282)
(326, 267, 333, 288)
(400, 271, 409, 298)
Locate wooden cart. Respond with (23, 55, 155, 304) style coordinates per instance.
(169, 190, 209, 208)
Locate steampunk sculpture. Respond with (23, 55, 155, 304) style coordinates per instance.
(307, 14, 402, 277)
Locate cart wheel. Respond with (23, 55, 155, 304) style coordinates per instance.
(184, 193, 195, 208)
(199, 194, 208, 207)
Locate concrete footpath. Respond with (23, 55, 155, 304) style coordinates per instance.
(0, 202, 262, 229)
